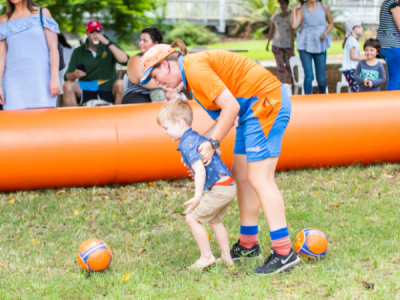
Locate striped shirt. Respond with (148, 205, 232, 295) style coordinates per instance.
(377, 0, 400, 48)
(123, 53, 150, 97)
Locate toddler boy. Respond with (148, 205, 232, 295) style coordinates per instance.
(157, 99, 236, 269)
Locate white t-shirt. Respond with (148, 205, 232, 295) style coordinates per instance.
(341, 36, 360, 71)
(271, 12, 292, 48)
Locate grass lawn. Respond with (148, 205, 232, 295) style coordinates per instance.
(1, 163, 399, 299)
(127, 40, 355, 61)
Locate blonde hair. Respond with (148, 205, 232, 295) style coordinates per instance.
(157, 99, 193, 126)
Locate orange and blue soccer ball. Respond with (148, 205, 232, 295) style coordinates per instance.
(294, 228, 328, 259)
(77, 239, 112, 272)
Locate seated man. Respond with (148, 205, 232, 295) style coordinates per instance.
(63, 20, 129, 106)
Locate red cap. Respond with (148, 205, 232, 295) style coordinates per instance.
(86, 20, 103, 33)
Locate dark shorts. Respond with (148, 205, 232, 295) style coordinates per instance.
(122, 92, 151, 104)
(79, 90, 114, 105)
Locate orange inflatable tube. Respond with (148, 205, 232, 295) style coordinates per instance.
(0, 91, 399, 192)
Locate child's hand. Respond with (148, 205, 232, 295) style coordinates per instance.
(183, 197, 201, 215)
(368, 81, 373, 88)
(364, 78, 370, 87)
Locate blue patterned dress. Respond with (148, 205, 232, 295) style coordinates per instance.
(0, 14, 60, 110)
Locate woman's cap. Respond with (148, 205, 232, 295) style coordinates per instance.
(344, 20, 363, 37)
(140, 44, 176, 85)
(86, 20, 103, 33)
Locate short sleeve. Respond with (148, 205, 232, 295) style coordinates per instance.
(181, 141, 202, 167)
(186, 60, 227, 104)
(271, 14, 277, 23)
(389, 0, 400, 12)
(64, 48, 78, 80)
(42, 16, 60, 34)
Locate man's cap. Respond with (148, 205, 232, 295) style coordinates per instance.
(344, 20, 363, 37)
(86, 20, 103, 33)
(140, 44, 176, 85)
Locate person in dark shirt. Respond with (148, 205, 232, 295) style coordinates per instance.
(63, 20, 129, 106)
(157, 98, 237, 270)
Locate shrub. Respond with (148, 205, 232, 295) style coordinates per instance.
(164, 22, 219, 46)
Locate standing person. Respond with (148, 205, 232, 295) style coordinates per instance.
(124, 27, 181, 104)
(377, 0, 400, 90)
(290, 0, 334, 94)
(340, 20, 366, 93)
(157, 99, 236, 269)
(140, 41, 300, 275)
(63, 20, 129, 106)
(0, 0, 60, 110)
(355, 39, 386, 92)
(58, 33, 74, 94)
(266, 0, 295, 83)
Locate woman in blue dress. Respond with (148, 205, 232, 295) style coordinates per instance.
(0, 0, 60, 110)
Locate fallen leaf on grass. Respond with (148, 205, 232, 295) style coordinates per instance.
(0, 262, 6, 268)
(330, 203, 340, 207)
(121, 274, 131, 281)
(149, 182, 156, 187)
(31, 240, 39, 244)
(8, 198, 15, 204)
(22, 192, 26, 195)
(56, 190, 67, 195)
(40, 205, 47, 210)
(137, 248, 146, 255)
(312, 266, 318, 269)
(382, 173, 394, 179)
(8, 194, 12, 197)
(34, 194, 40, 198)
(129, 219, 135, 222)
(165, 190, 170, 195)
(21, 215, 24, 219)
(72, 193, 76, 196)
(272, 281, 281, 284)
(112, 215, 117, 218)
(362, 281, 375, 290)
(102, 196, 109, 200)
(74, 210, 80, 216)
(16, 244, 19, 247)
(120, 186, 125, 190)
(120, 196, 126, 199)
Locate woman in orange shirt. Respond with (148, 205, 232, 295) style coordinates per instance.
(140, 40, 299, 275)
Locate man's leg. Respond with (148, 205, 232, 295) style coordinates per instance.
(63, 81, 82, 107)
(112, 80, 125, 105)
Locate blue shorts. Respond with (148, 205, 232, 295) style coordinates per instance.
(234, 85, 292, 162)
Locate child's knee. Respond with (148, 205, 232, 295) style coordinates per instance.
(186, 214, 196, 225)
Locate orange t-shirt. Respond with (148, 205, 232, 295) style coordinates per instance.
(183, 50, 282, 113)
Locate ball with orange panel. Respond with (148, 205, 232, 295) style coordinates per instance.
(294, 228, 328, 259)
(77, 239, 113, 272)
(0, 91, 399, 192)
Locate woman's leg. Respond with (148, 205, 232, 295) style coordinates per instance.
(298, 50, 314, 94)
(248, 157, 300, 275)
(283, 48, 295, 84)
(380, 47, 400, 91)
(230, 154, 261, 257)
(272, 46, 286, 83)
(313, 51, 328, 94)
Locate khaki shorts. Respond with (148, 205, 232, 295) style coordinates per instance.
(190, 183, 237, 224)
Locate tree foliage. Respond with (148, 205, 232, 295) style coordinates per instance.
(0, 0, 157, 42)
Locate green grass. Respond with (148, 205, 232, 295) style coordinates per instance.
(1, 163, 399, 299)
(127, 40, 349, 61)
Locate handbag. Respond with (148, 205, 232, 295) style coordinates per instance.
(39, 7, 65, 70)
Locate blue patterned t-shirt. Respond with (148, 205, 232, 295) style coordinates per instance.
(177, 128, 231, 190)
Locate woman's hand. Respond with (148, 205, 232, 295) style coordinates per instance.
(49, 76, 61, 98)
(266, 42, 270, 52)
(320, 32, 327, 40)
(198, 141, 215, 166)
(0, 86, 4, 105)
(294, 2, 302, 10)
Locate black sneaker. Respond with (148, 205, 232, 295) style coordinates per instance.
(254, 248, 300, 275)
(230, 240, 262, 261)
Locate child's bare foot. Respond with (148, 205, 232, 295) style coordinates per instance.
(188, 256, 216, 270)
(216, 255, 234, 266)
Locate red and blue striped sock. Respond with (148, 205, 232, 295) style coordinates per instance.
(270, 227, 291, 256)
(239, 225, 258, 249)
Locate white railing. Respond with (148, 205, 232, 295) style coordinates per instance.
(165, 0, 383, 27)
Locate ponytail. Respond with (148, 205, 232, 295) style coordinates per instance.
(342, 37, 348, 49)
(171, 39, 188, 55)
